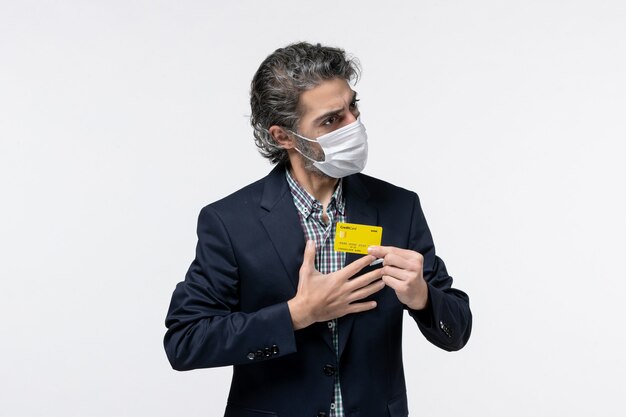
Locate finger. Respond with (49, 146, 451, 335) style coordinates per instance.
(346, 268, 384, 291)
(339, 254, 377, 279)
(368, 245, 422, 262)
(300, 240, 316, 273)
(382, 275, 403, 291)
(347, 279, 385, 303)
(379, 252, 416, 271)
(345, 300, 377, 315)
(367, 245, 393, 259)
(381, 265, 415, 282)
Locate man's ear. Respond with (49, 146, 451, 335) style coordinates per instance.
(268, 125, 295, 149)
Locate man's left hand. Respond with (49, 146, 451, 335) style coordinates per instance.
(367, 246, 429, 311)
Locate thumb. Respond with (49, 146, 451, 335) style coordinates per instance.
(301, 240, 316, 273)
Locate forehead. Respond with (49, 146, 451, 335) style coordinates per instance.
(298, 78, 353, 121)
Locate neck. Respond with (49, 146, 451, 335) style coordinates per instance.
(287, 156, 338, 206)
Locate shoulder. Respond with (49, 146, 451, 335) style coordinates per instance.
(200, 164, 286, 218)
(209, 177, 265, 210)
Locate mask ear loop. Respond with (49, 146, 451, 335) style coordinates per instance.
(262, 126, 324, 162)
(293, 145, 323, 163)
(286, 130, 315, 143)
(286, 129, 325, 163)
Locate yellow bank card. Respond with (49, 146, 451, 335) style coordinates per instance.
(334, 222, 383, 255)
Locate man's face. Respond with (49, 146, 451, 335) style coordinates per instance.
(293, 78, 360, 167)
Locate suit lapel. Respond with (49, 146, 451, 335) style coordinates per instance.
(338, 174, 378, 359)
(259, 165, 334, 352)
(259, 165, 305, 293)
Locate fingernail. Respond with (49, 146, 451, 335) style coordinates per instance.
(367, 246, 377, 252)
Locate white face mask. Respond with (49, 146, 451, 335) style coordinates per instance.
(289, 118, 368, 178)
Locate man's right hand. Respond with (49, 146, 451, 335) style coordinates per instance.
(287, 240, 385, 330)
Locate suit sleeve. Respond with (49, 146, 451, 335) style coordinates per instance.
(406, 193, 472, 351)
(164, 206, 297, 371)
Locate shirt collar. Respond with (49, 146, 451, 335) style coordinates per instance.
(285, 169, 345, 219)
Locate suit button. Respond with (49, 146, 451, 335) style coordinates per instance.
(247, 352, 255, 360)
(271, 344, 279, 355)
(317, 413, 327, 417)
(323, 364, 335, 376)
(439, 320, 453, 338)
(255, 350, 263, 358)
(264, 347, 271, 357)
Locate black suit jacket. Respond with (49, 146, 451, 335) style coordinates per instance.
(164, 164, 472, 417)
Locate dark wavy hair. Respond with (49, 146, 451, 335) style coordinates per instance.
(249, 42, 361, 164)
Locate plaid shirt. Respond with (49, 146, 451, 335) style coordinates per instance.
(286, 169, 347, 417)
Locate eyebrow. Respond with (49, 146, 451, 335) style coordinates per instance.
(312, 91, 358, 125)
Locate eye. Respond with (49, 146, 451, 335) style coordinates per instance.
(350, 98, 360, 109)
(323, 115, 339, 126)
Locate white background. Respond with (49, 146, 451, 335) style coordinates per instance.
(1, 1, 625, 416)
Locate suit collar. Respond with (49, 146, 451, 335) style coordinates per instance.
(260, 164, 290, 212)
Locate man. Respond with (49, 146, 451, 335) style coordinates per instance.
(164, 42, 472, 417)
